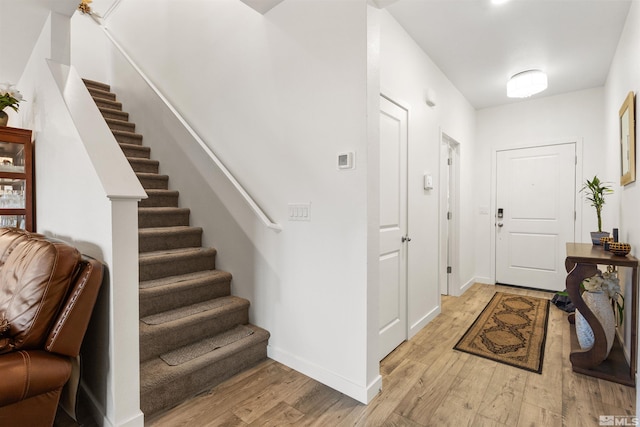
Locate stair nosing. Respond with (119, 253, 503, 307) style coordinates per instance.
(139, 246, 216, 261)
(139, 296, 248, 332)
(139, 225, 203, 235)
(139, 269, 231, 290)
(128, 158, 159, 165)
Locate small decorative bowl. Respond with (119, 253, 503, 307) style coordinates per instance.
(609, 242, 631, 256)
(600, 236, 614, 246)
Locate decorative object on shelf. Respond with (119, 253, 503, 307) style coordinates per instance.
(610, 242, 631, 257)
(0, 83, 24, 127)
(580, 175, 613, 244)
(620, 91, 636, 186)
(600, 236, 614, 250)
(78, 0, 92, 14)
(575, 267, 624, 358)
(77, 0, 102, 24)
(613, 228, 619, 242)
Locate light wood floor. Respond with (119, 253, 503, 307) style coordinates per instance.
(60, 283, 637, 426)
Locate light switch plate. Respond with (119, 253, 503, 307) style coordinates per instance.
(288, 203, 311, 221)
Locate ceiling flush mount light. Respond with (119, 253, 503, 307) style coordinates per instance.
(507, 70, 548, 98)
(491, 0, 511, 5)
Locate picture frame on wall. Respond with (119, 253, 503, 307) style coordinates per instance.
(620, 91, 636, 186)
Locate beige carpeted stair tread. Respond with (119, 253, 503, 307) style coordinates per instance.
(139, 225, 202, 235)
(87, 87, 116, 101)
(139, 325, 269, 415)
(82, 78, 110, 91)
(136, 173, 169, 189)
(112, 129, 143, 144)
(139, 247, 216, 263)
(119, 142, 150, 152)
(99, 108, 129, 121)
(141, 296, 241, 325)
(93, 98, 122, 111)
(139, 296, 249, 361)
(139, 225, 203, 252)
(140, 325, 269, 387)
(140, 269, 231, 291)
(139, 270, 231, 317)
(160, 324, 255, 366)
(138, 207, 191, 228)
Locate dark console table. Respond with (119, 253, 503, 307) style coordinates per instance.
(565, 243, 638, 386)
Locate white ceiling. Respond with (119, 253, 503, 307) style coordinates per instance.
(385, 0, 633, 109)
(1, 0, 632, 111)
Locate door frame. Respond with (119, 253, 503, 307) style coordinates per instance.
(439, 131, 460, 296)
(489, 138, 584, 284)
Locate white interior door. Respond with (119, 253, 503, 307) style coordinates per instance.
(379, 95, 408, 360)
(495, 143, 576, 292)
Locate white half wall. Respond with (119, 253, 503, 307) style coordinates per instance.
(18, 13, 145, 427)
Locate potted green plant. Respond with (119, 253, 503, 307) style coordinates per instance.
(0, 83, 24, 127)
(580, 175, 613, 245)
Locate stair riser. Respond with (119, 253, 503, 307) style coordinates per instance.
(138, 211, 190, 228)
(94, 98, 122, 111)
(139, 231, 202, 252)
(140, 305, 248, 361)
(138, 176, 168, 190)
(129, 160, 159, 174)
(108, 121, 136, 132)
(140, 339, 268, 415)
(100, 109, 128, 121)
(139, 279, 231, 318)
(139, 252, 216, 281)
(139, 193, 179, 208)
(121, 145, 151, 159)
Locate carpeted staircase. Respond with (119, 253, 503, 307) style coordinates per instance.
(82, 79, 270, 417)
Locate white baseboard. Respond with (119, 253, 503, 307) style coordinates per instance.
(82, 383, 144, 427)
(472, 276, 493, 285)
(408, 305, 441, 339)
(267, 345, 381, 404)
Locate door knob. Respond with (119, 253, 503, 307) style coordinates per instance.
(401, 236, 412, 242)
(497, 222, 504, 227)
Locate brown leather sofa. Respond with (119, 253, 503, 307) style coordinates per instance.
(0, 228, 104, 427)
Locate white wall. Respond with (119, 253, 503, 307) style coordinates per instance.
(378, 10, 476, 324)
(73, 0, 379, 403)
(475, 88, 606, 282)
(604, 0, 640, 401)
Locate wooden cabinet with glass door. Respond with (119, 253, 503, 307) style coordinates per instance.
(0, 127, 33, 231)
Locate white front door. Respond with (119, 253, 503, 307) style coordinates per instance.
(495, 143, 576, 292)
(379, 95, 408, 360)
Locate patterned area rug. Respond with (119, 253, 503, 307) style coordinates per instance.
(454, 292, 550, 373)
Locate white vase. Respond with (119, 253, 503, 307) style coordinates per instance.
(575, 290, 616, 356)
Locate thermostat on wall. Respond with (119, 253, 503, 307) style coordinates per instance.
(338, 152, 355, 170)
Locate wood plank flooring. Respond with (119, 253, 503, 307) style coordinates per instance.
(59, 283, 637, 426)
